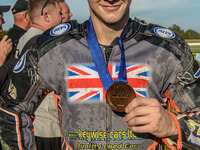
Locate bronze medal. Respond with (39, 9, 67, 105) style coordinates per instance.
(106, 82, 136, 112)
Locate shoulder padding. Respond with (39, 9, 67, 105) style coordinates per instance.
(134, 20, 200, 86)
(37, 20, 80, 49)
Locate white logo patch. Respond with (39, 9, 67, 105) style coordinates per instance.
(13, 51, 28, 73)
(154, 27, 175, 39)
(50, 23, 71, 36)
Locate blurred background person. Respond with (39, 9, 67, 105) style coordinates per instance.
(0, 5, 12, 67)
(0, 5, 11, 150)
(0, 0, 31, 94)
(0, 5, 10, 33)
(17, 0, 63, 149)
(7, 0, 32, 45)
(60, 0, 73, 22)
(33, 1, 73, 150)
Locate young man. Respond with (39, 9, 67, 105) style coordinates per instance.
(1, 0, 200, 150)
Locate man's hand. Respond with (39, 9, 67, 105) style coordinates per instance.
(124, 97, 178, 138)
(0, 35, 13, 66)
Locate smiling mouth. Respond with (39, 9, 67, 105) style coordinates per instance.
(102, 5, 121, 11)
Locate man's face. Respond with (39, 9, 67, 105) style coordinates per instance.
(0, 13, 5, 33)
(60, 2, 73, 23)
(48, 2, 64, 27)
(88, 0, 131, 24)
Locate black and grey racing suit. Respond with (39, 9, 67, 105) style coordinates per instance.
(0, 19, 200, 150)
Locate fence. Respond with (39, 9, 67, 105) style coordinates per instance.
(186, 40, 200, 64)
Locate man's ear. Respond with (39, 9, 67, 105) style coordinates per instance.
(24, 11, 30, 22)
(42, 8, 50, 22)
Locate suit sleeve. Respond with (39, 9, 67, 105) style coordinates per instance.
(162, 50, 200, 150)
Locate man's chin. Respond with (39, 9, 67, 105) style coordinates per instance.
(0, 28, 3, 33)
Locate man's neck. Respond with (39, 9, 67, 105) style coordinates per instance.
(14, 22, 28, 31)
(31, 23, 46, 31)
(91, 16, 129, 46)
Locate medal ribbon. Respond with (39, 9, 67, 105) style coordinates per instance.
(86, 17, 130, 91)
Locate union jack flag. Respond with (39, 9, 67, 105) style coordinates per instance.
(66, 63, 151, 103)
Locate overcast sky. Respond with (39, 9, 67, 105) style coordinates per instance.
(1, 0, 200, 32)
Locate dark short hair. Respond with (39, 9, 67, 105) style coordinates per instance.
(28, 0, 61, 21)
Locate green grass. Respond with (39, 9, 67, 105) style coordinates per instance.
(191, 49, 200, 53)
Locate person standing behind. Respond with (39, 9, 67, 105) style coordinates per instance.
(60, 0, 73, 23)
(0, 5, 12, 150)
(0, 1, 31, 94)
(1, 1, 30, 66)
(0, 5, 12, 90)
(7, 0, 32, 45)
(15, 0, 63, 54)
(0, 6, 12, 66)
(0, 1, 63, 149)
(33, 1, 72, 150)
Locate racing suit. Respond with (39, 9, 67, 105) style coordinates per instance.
(0, 18, 200, 150)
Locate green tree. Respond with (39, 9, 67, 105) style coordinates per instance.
(183, 29, 200, 39)
(169, 24, 200, 39)
(169, 24, 184, 37)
